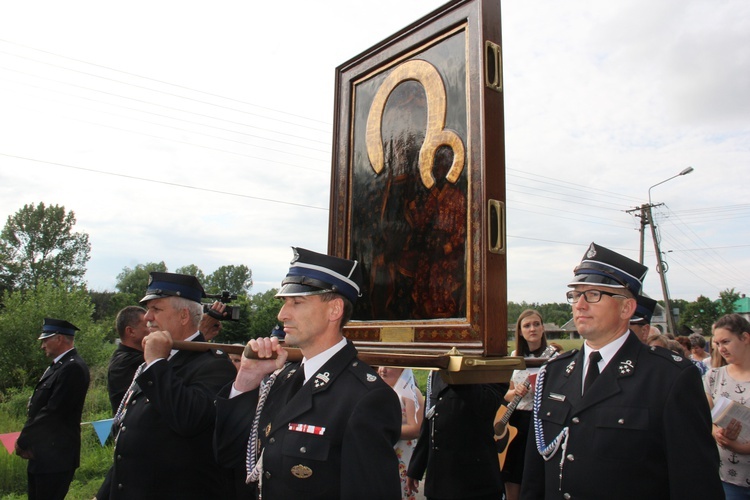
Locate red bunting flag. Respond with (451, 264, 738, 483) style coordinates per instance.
(0, 432, 21, 455)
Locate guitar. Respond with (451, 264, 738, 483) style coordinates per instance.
(494, 345, 557, 469)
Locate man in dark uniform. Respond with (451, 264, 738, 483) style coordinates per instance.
(406, 371, 505, 499)
(521, 242, 723, 499)
(16, 318, 90, 500)
(96, 272, 236, 499)
(629, 294, 657, 343)
(214, 247, 402, 499)
(107, 306, 148, 414)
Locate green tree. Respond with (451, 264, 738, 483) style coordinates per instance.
(718, 288, 742, 316)
(680, 295, 719, 335)
(245, 288, 282, 340)
(174, 264, 206, 286)
(88, 290, 139, 333)
(115, 262, 168, 300)
(0, 280, 95, 390)
(204, 265, 253, 295)
(537, 303, 572, 327)
(0, 202, 91, 293)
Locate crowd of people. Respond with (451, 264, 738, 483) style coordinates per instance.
(14, 242, 750, 499)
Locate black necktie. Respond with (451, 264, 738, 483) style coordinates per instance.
(288, 364, 305, 400)
(584, 351, 602, 394)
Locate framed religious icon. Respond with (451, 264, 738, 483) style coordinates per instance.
(329, 0, 508, 357)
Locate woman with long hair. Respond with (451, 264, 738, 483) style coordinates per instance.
(704, 313, 750, 499)
(500, 309, 550, 500)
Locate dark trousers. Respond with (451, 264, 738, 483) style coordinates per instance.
(28, 469, 75, 500)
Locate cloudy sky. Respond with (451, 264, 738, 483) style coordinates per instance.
(0, 0, 748, 306)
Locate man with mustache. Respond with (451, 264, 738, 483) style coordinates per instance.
(97, 272, 236, 499)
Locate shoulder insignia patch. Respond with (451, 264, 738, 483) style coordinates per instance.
(565, 360, 576, 376)
(648, 345, 691, 366)
(618, 360, 635, 375)
(313, 372, 330, 388)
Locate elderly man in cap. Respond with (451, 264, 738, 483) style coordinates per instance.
(629, 294, 657, 343)
(16, 318, 90, 500)
(96, 272, 236, 500)
(215, 247, 402, 499)
(521, 243, 722, 500)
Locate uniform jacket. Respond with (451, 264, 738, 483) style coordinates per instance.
(407, 372, 505, 499)
(106, 344, 143, 415)
(214, 340, 402, 499)
(521, 332, 723, 500)
(17, 348, 90, 474)
(99, 333, 236, 500)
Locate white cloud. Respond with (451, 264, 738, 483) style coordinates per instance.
(0, 0, 748, 309)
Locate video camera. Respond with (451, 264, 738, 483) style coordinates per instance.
(203, 291, 240, 321)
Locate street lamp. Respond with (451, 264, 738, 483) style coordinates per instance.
(648, 166, 694, 205)
(645, 166, 695, 335)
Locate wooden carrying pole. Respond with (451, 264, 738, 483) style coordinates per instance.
(172, 340, 452, 370)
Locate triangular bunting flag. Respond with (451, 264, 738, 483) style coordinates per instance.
(0, 432, 21, 454)
(91, 419, 114, 446)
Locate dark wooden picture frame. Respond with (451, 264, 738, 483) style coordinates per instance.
(329, 0, 508, 357)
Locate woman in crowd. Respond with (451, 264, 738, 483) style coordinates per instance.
(689, 333, 712, 368)
(704, 313, 750, 499)
(676, 335, 709, 375)
(647, 332, 670, 348)
(377, 366, 424, 500)
(500, 309, 551, 500)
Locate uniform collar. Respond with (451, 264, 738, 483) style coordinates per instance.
(300, 337, 347, 383)
(53, 347, 75, 364)
(583, 330, 629, 374)
(169, 331, 201, 359)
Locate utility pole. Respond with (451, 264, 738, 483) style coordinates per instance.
(627, 202, 676, 334)
(637, 204, 648, 264)
(628, 167, 695, 336)
(646, 203, 676, 335)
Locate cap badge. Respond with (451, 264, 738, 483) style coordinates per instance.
(586, 243, 597, 259)
(291, 464, 313, 479)
(290, 247, 300, 264)
(313, 372, 330, 388)
(618, 360, 634, 375)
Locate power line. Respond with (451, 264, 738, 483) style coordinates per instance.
(0, 153, 329, 211)
(0, 39, 331, 130)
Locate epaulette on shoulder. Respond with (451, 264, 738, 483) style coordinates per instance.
(547, 349, 578, 364)
(349, 358, 382, 388)
(647, 345, 693, 367)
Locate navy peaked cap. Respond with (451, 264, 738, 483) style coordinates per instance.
(140, 272, 206, 304)
(568, 242, 648, 295)
(39, 318, 79, 340)
(276, 247, 363, 304)
(631, 295, 657, 324)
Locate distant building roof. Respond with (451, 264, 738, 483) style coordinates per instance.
(734, 296, 750, 314)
